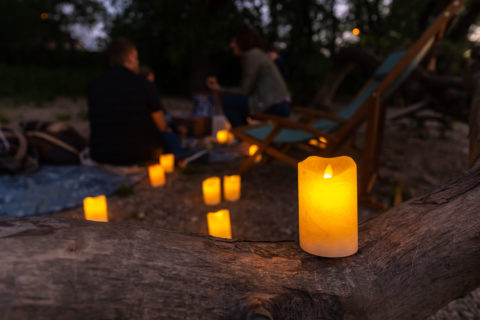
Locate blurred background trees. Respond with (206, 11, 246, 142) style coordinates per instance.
(0, 0, 478, 105)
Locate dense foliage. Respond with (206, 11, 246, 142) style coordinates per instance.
(0, 0, 477, 103)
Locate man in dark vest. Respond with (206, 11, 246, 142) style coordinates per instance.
(88, 38, 174, 165)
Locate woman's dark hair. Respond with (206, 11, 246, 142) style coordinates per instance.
(233, 25, 265, 52)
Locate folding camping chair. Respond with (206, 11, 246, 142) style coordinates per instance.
(231, 0, 465, 198)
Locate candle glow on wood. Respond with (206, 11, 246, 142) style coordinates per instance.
(309, 137, 328, 149)
(160, 153, 175, 173)
(298, 156, 358, 257)
(203, 177, 221, 205)
(248, 145, 262, 162)
(207, 209, 232, 239)
(83, 195, 108, 222)
(148, 164, 166, 187)
(223, 175, 241, 201)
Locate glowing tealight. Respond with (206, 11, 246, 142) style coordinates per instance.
(83, 195, 108, 222)
(203, 176, 221, 205)
(207, 209, 232, 239)
(148, 164, 166, 187)
(248, 144, 262, 162)
(160, 153, 175, 173)
(223, 175, 241, 201)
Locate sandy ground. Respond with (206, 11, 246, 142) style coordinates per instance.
(1, 97, 478, 319)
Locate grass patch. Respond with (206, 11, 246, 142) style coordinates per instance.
(0, 112, 10, 124)
(0, 64, 105, 105)
(55, 113, 72, 121)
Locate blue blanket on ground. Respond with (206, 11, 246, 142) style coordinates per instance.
(0, 165, 146, 218)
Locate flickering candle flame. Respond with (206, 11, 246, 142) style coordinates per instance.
(223, 175, 241, 202)
(298, 156, 358, 257)
(148, 164, 166, 187)
(160, 153, 175, 173)
(83, 195, 108, 222)
(207, 209, 232, 239)
(248, 144, 262, 162)
(203, 176, 221, 205)
(323, 164, 333, 179)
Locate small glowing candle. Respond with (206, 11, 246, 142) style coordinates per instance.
(318, 137, 328, 149)
(83, 195, 108, 222)
(217, 130, 229, 144)
(203, 176, 221, 205)
(248, 144, 262, 162)
(207, 209, 232, 239)
(223, 175, 241, 201)
(309, 137, 327, 149)
(298, 156, 357, 257)
(148, 164, 165, 187)
(160, 153, 175, 173)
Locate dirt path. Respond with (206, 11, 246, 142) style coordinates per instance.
(2, 97, 478, 319)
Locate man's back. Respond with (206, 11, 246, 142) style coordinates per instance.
(88, 66, 162, 165)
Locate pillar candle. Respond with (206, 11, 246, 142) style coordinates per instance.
(203, 176, 221, 205)
(160, 153, 175, 173)
(83, 195, 108, 222)
(298, 156, 357, 257)
(207, 209, 232, 239)
(148, 164, 166, 187)
(223, 175, 241, 202)
(248, 144, 262, 162)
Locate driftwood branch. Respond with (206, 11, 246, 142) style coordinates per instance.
(1, 166, 480, 319)
(469, 61, 480, 167)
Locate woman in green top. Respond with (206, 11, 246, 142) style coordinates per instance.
(206, 26, 291, 128)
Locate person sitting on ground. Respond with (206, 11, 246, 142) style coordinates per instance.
(138, 65, 188, 139)
(88, 37, 184, 165)
(267, 46, 288, 81)
(206, 25, 291, 128)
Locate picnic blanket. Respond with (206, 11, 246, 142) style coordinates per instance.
(0, 165, 146, 218)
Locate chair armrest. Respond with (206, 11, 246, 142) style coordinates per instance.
(293, 107, 345, 123)
(252, 113, 335, 141)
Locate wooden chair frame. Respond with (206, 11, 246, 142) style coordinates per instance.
(231, 0, 465, 197)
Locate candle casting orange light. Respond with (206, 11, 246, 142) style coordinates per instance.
(148, 164, 166, 187)
(160, 153, 175, 173)
(298, 156, 357, 257)
(223, 175, 241, 201)
(248, 144, 262, 162)
(83, 195, 108, 222)
(309, 137, 328, 149)
(203, 177, 221, 205)
(207, 209, 232, 239)
(217, 129, 233, 144)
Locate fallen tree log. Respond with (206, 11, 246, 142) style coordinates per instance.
(0, 166, 479, 320)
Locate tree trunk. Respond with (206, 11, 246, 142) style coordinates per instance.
(1, 167, 479, 319)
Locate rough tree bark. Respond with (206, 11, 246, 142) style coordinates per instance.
(1, 165, 479, 320)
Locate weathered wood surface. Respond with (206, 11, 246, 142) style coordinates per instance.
(1, 166, 479, 320)
(469, 59, 480, 167)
